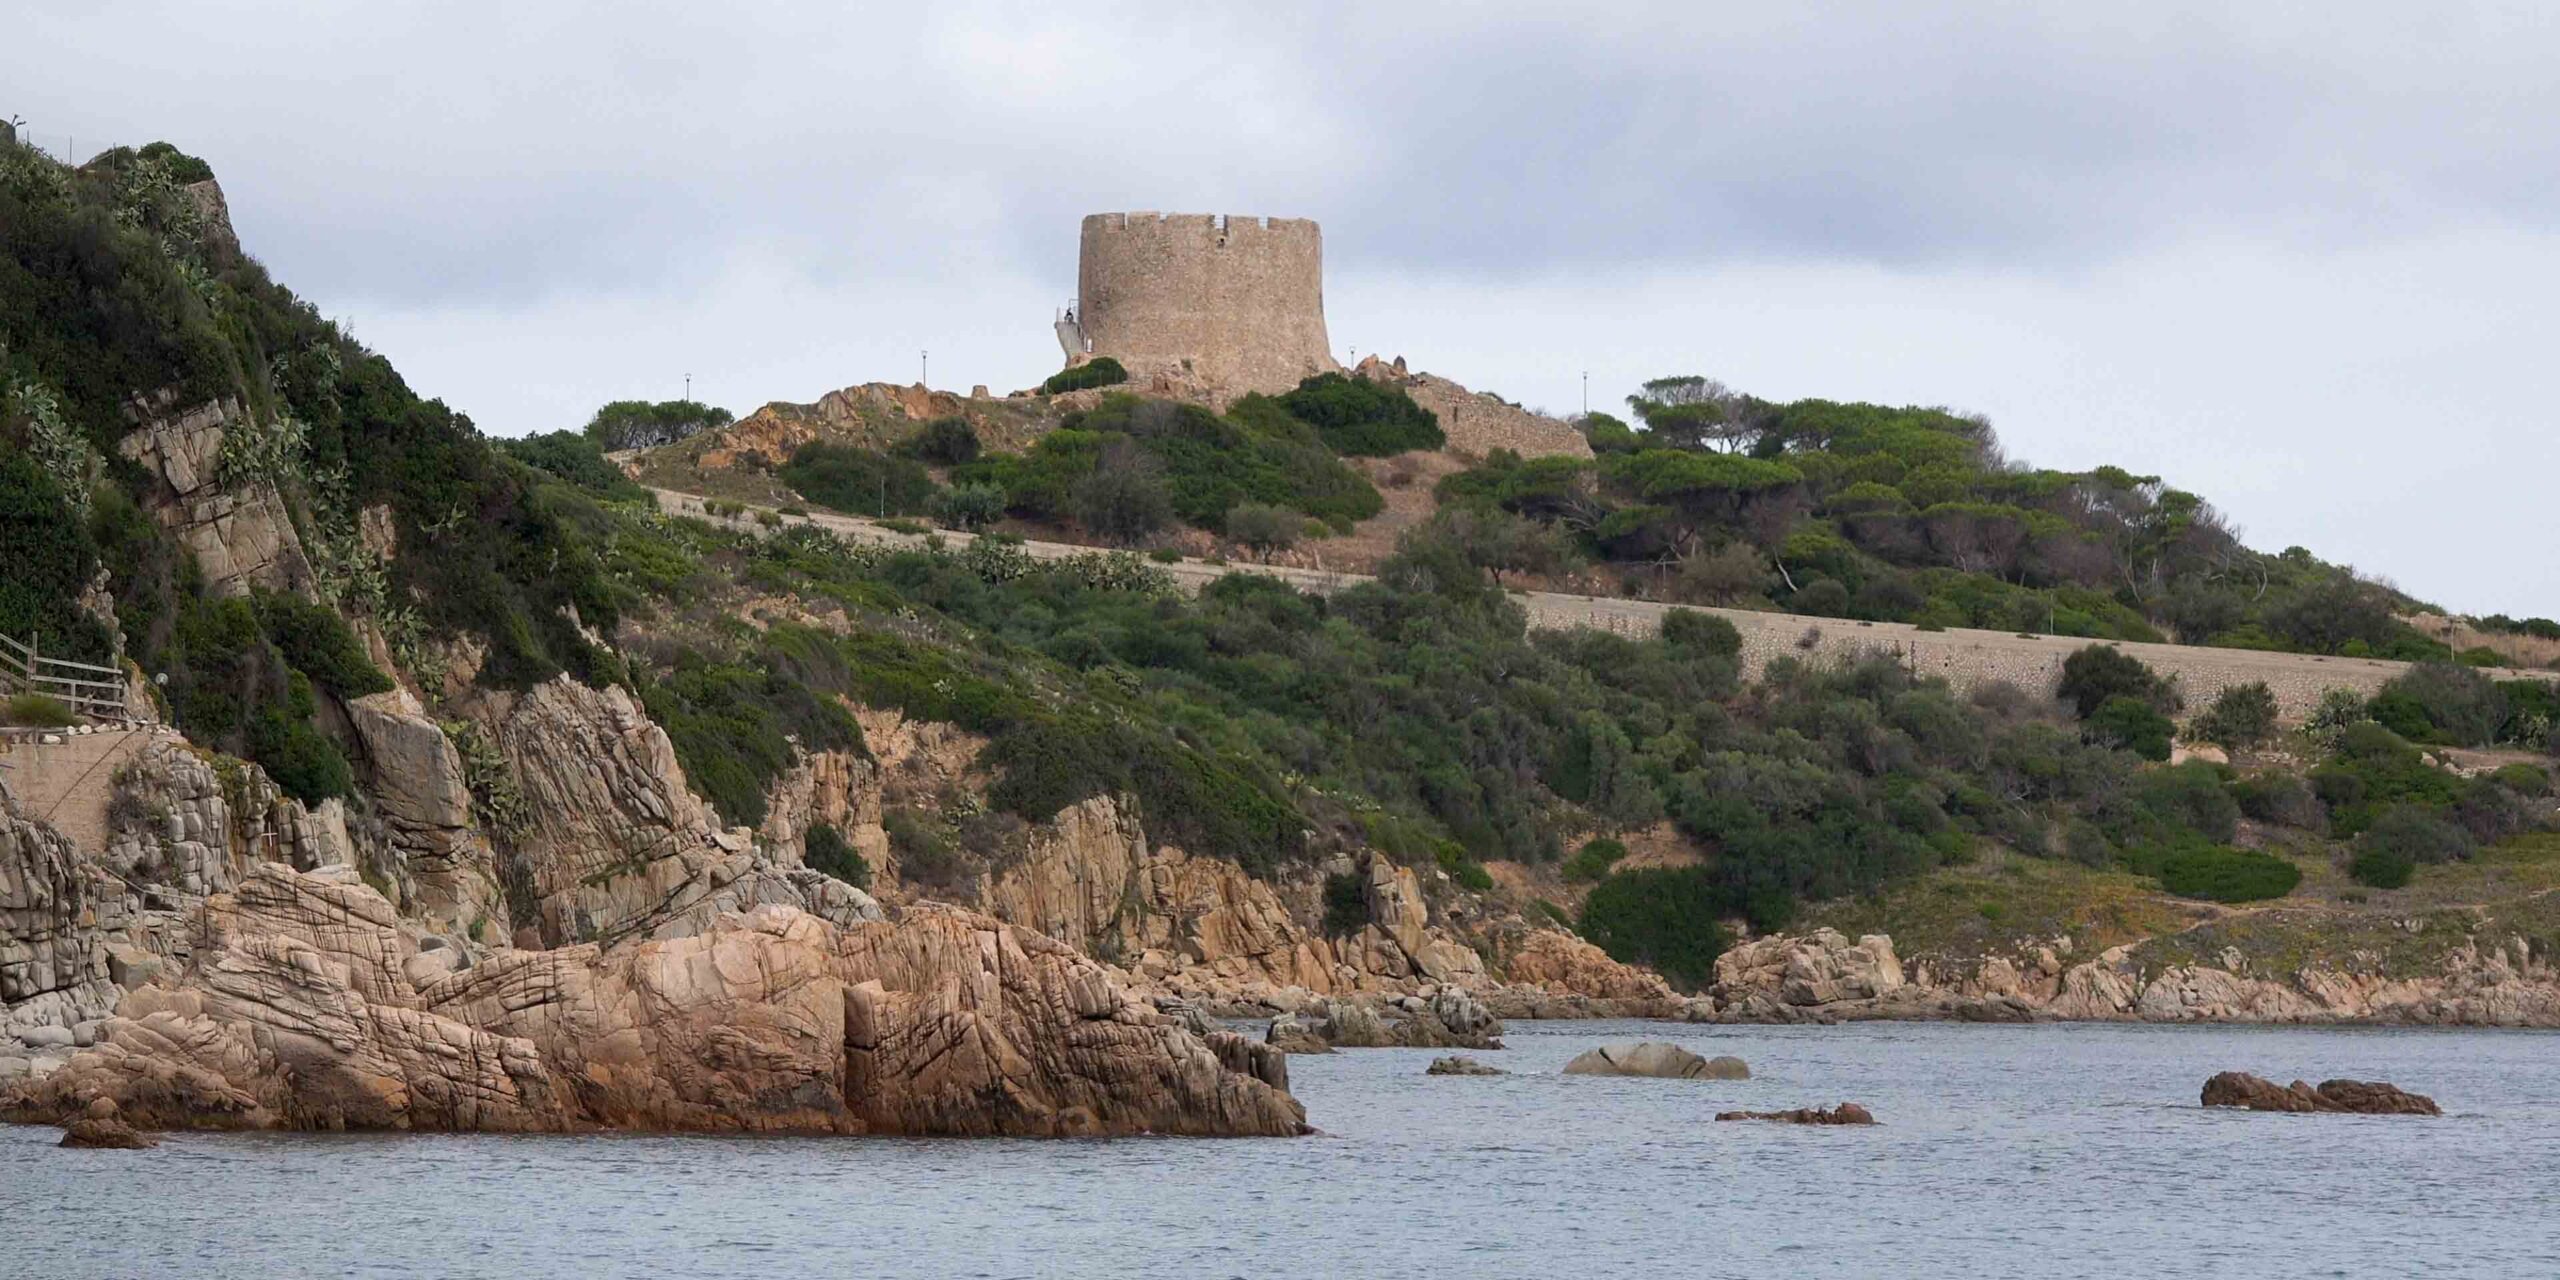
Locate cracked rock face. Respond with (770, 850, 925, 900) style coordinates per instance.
(348, 689, 503, 940)
(0, 863, 1302, 1138)
(116, 393, 314, 598)
(478, 677, 740, 945)
(0, 787, 116, 1044)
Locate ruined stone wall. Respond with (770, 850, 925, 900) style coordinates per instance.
(1077, 212, 1337, 397)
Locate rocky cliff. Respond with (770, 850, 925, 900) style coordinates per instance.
(1, 862, 1301, 1136)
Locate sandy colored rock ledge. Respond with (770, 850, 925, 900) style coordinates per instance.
(0, 864, 1303, 1139)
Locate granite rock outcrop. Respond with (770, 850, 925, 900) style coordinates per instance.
(1, 863, 1302, 1138)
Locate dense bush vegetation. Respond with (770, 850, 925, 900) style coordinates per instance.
(954, 394, 1381, 538)
(499, 431, 650, 502)
(2190, 681, 2278, 749)
(803, 820, 870, 889)
(2086, 696, 2173, 761)
(0, 448, 113, 662)
(1579, 866, 1728, 988)
(2356, 804, 2476, 869)
(1041, 357, 1127, 394)
(635, 636, 865, 826)
(899, 416, 981, 466)
(779, 443, 938, 518)
(2145, 839, 2301, 902)
(1271, 373, 1443, 456)
(1434, 371, 2471, 657)
(2058, 645, 2180, 718)
(583, 399, 731, 451)
(251, 589, 392, 699)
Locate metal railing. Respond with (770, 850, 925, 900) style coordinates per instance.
(0, 632, 130, 720)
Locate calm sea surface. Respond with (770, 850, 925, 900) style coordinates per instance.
(5, 1019, 2555, 1278)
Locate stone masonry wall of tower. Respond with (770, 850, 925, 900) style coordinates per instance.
(1075, 212, 1339, 397)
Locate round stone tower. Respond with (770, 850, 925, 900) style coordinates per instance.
(1073, 212, 1338, 397)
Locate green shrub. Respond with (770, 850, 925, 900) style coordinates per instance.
(1440, 850, 1495, 891)
(883, 806, 961, 890)
(2086, 696, 2173, 761)
(803, 820, 871, 889)
(2231, 772, 2326, 831)
(253, 590, 393, 699)
(2375, 662, 2509, 747)
(498, 431, 649, 501)
(2057, 644, 2178, 718)
(1272, 373, 1444, 456)
(1071, 440, 1174, 543)
(2491, 762, 2552, 797)
(1660, 609, 1743, 658)
(779, 443, 939, 517)
(901, 416, 982, 466)
(1041, 358, 1128, 394)
(637, 644, 864, 826)
(1789, 579, 1853, 617)
(1321, 871, 1368, 937)
(2, 692, 75, 727)
(2190, 681, 2278, 749)
(1579, 865, 1729, 989)
(2359, 804, 2476, 866)
(1224, 501, 1304, 559)
(582, 399, 731, 450)
(246, 674, 353, 804)
(2311, 723, 2462, 835)
(931, 481, 1006, 531)
(0, 450, 113, 664)
(1562, 836, 1630, 883)
(2097, 761, 2239, 848)
(2348, 844, 2415, 889)
(2152, 842, 2300, 902)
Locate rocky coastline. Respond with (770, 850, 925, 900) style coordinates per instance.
(1688, 926, 2560, 1029)
(2, 858, 1301, 1138)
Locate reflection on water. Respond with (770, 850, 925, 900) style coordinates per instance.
(6, 1019, 2556, 1278)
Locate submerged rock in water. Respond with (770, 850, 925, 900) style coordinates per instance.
(1561, 1043, 1748, 1080)
(0, 863, 1305, 1139)
(60, 1117, 157, 1149)
(1715, 1103, 1876, 1125)
(2200, 1072, 2440, 1115)
(1424, 1056, 1506, 1076)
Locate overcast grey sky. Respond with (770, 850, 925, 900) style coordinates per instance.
(11, 1, 2554, 614)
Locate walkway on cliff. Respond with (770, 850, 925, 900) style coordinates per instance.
(646, 487, 2531, 718)
(0, 726, 174, 856)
